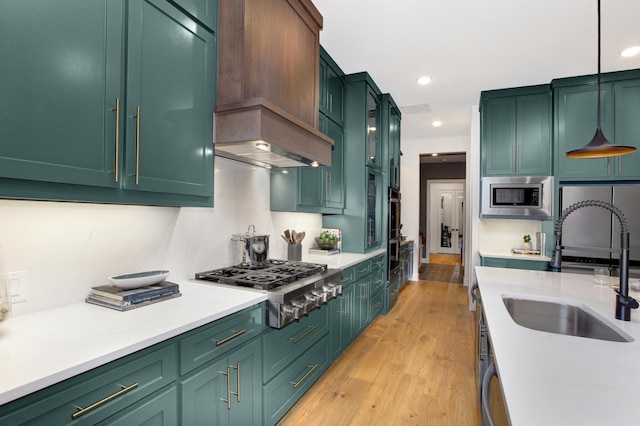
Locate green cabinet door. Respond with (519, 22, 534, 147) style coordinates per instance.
(389, 103, 402, 189)
(180, 337, 262, 426)
(481, 86, 551, 177)
(324, 118, 345, 209)
(0, 0, 123, 188)
(125, 0, 215, 197)
(516, 93, 552, 175)
(319, 46, 344, 126)
(353, 276, 370, 336)
(613, 78, 640, 178)
(482, 96, 517, 176)
(554, 83, 613, 179)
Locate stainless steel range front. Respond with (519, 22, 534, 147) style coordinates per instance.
(195, 259, 342, 328)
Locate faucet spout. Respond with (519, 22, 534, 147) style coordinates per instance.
(550, 199, 637, 321)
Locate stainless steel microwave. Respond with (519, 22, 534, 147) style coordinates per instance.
(481, 176, 554, 219)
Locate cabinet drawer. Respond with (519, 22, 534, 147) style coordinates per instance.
(262, 306, 329, 383)
(370, 286, 385, 318)
(340, 265, 356, 288)
(263, 336, 330, 426)
(0, 343, 177, 426)
(371, 253, 386, 271)
(354, 260, 372, 281)
(370, 267, 386, 294)
(179, 304, 264, 375)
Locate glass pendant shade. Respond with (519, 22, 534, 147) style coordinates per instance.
(566, 0, 637, 159)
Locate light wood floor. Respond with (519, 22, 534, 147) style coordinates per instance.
(278, 281, 480, 426)
(429, 253, 462, 266)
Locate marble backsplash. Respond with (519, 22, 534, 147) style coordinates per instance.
(0, 157, 321, 317)
(478, 218, 543, 253)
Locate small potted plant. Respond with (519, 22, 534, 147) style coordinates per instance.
(522, 234, 532, 250)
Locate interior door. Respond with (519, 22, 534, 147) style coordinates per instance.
(437, 187, 465, 255)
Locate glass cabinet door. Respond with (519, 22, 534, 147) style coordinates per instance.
(366, 89, 380, 167)
(366, 168, 382, 248)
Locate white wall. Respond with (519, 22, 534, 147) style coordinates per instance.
(400, 131, 471, 283)
(0, 157, 321, 316)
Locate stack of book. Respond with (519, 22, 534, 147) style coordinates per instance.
(85, 281, 181, 311)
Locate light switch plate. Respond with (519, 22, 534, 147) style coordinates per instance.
(9, 271, 27, 303)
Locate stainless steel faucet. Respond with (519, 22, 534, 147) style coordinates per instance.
(549, 200, 639, 321)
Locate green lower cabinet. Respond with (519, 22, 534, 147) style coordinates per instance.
(329, 280, 355, 360)
(263, 337, 330, 426)
(353, 275, 371, 336)
(0, 342, 177, 426)
(481, 256, 549, 271)
(262, 306, 329, 383)
(98, 386, 178, 426)
(179, 337, 262, 426)
(369, 286, 385, 319)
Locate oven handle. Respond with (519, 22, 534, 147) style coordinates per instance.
(481, 362, 498, 426)
(471, 283, 481, 304)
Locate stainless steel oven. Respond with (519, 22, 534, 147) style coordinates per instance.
(388, 188, 401, 282)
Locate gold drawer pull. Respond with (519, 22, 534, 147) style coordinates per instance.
(290, 325, 318, 344)
(216, 329, 246, 346)
(71, 382, 138, 420)
(391, 289, 399, 296)
(290, 364, 318, 388)
(374, 302, 382, 308)
(341, 277, 352, 284)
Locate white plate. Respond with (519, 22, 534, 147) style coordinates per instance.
(108, 270, 170, 290)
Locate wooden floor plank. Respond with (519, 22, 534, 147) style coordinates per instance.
(278, 280, 481, 425)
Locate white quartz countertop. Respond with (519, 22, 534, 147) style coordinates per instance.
(479, 249, 551, 262)
(0, 281, 267, 406)
(303, 248, 386, 270)
(475, 266, 640, 425)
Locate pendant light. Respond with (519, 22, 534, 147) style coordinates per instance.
(566, 0, 636, 158)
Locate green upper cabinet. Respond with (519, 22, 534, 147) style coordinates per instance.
(0, 0, 215, 207)
(0, 0, 124, 189)
(323, 72, 384, 253)
(170, 0, 218, 31)
(480, 85, 552, 177)
(553, 70, 640, 181)
(381, 94, 401, 189)
(124, 0, 215, 198)
(297, 115, 345, 211)
(319, 46, 344, 126)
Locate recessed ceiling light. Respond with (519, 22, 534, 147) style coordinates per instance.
(621, 46, 640, 57)
(432, 120, 442, 127)
(417, 76, 431, 86)
(431, 153, 438, 157)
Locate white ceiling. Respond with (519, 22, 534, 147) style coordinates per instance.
(312, 0, 640, 142)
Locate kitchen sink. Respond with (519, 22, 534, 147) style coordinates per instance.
(502, 296, 633, 342)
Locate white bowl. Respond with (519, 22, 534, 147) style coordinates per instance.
(108, 270, 170, 290)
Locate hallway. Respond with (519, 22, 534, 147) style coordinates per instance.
(278, 280, 479, 425)
(419, 254, 464, 284)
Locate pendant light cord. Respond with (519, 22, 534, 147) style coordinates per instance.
(597, 0, 602, 130)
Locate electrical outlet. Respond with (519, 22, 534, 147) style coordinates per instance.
(8, 271, 27, 303)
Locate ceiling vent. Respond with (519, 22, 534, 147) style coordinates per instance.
(400, 103, 433, 114)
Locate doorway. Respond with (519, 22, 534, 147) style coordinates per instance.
(420, 180, 465, 283)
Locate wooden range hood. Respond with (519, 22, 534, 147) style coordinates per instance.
(215, 0, 334, 168)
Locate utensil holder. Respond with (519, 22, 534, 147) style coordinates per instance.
(287, 244, 302, 261)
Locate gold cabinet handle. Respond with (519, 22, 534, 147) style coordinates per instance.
(290, 325, 318, 344)
(391, 289, 399, 296)
(219, 367, 231, 409)
(215, 329, 246, 346)
(71, 382, 138, 420)
(374, 302, 382, 308)
(290, 364, 318, 388)
(341, 277, 352, 284)
(131, 105, 141, 184)
(110, 98, 120, 183)
(231, 362, 241, 402)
